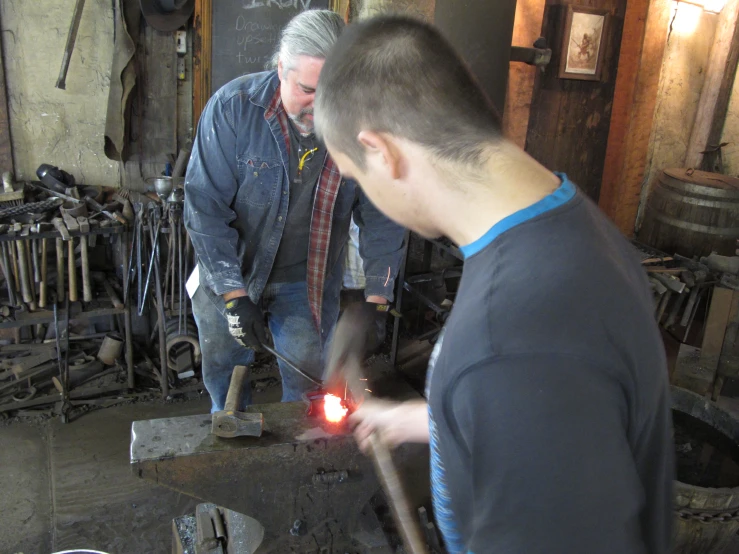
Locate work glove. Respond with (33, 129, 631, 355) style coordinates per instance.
(358, 301, 391, 355)
(224, 296, 268, 351)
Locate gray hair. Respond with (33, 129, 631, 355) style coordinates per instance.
(269, 10, 345, 70)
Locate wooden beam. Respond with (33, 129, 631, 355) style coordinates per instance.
(0, 9, 13, 176)
(503, 0, 546, 149)
(192, 0, 212, 132)
(685, 0, 739, 169)
(598, 0, 672, 236)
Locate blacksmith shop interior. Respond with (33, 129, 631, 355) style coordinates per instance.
(5, 0, 739, 553)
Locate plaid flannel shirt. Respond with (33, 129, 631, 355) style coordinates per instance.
(265, 86, 342, 327)
(185, 71, 405, 332)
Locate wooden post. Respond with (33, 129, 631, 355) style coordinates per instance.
(684, 0, 739, 169)
(598, 0, 672, 236)
(0, 10, 13, 175)
(503, 0, 546, 148)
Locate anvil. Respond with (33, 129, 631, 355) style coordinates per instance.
(131, 399, 429, 552)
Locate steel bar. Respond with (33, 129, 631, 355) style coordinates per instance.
(39, 239, 48, 308)
(148, 210, 169, 398)
(261, 343, 322, 387)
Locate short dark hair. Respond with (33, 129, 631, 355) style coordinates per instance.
(315, 16, 502, 170)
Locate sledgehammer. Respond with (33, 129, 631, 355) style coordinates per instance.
(324, 305, 428, 554)
(211, 365, 264, 438)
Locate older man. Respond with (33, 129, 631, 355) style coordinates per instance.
(184, 10, 404, 411)
(316, 16, 673, 554)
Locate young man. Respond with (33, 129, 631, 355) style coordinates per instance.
(184, 10, 404, 412)
(315, 16, 674, 554)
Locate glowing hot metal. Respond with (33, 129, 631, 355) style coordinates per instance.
(324, 393, 349, 423)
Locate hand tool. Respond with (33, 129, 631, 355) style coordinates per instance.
(147, 205, 169, 398)
(56, 0, 86, 90)
(324, 304, 428, 554)
(8, 224, 20, 299)
(140, 210, 162, 315)
(61, 294, 72, 423)
(21, 226, 37, 308)
(85, 197, 127, 225)
(136, 203, 144, 312)
(0, 242, 17, 306)
(16, 231, 33, 306)
(212, 365, 264, 438)
(39, 237, 48, 308)
(55, 238, 65, 302)
(30, 226, 41, 285)
(29, 182, 82, 205)
(52, 217, 71, 241)
(0, 172, 24, 208)
(62, 216, 79, 302)
(95, 274, 123, 309)
(261, 343, 323, 387)
(77, 216, 92, 302)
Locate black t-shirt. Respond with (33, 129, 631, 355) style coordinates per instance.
(426, 177, 674, 554)
(269, 121, 326, 283)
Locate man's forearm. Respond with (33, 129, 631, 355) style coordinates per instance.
(366, 295, 387, 304)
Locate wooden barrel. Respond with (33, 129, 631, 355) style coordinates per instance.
(672, 386, 739, 553)
(638, 169, 739, 258)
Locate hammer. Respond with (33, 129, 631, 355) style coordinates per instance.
(324, 305, 428, 554)
(211, 365, 264, 438)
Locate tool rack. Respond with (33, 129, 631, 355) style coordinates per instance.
(390, 233, 464, 367)
(0, 225, 136, 389)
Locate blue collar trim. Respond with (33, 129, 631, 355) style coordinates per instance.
(459, 173, 576, 259)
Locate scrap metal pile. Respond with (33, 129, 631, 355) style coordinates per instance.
(639, 240, 739, 399)
(0, 166, 199, 421)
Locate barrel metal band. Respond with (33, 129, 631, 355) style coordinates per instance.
(675, 506, 739, 524)
(646, 209, 739, 237)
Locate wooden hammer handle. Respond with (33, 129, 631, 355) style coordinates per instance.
(68, 239, 78, 302)
(224, 365, 248, 413)
(367, 434, 428, 554)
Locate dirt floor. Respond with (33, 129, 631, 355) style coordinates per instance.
(0, 386, 281, 554)
(3, 373, 739, 553)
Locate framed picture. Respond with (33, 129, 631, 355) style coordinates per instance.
(559, 6, 610, 81)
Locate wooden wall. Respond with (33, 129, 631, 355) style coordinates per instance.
(525, 0, 627, 201)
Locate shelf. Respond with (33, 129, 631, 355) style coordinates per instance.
(0, 306, 127, 329)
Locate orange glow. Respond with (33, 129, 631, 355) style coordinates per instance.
(324, 394, 348, 423)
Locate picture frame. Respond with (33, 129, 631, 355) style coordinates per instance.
(558, 6, 610, 81)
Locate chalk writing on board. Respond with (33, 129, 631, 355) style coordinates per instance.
(235, 17, 280, 32)
(242, 0, 313, 10)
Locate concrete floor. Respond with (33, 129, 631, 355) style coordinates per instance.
(1, 387, 281, 554)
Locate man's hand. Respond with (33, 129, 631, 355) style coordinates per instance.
(224, 295, 268, 350)
(349, 398, 430, 451)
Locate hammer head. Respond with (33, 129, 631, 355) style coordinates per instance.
(211, 410, 264, 439)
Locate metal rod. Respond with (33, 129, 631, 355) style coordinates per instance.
(139, 219, 161, 316)
(261, 343, 323, 387)
(55, 238, 65, 302)
(149, 212, 169, 398)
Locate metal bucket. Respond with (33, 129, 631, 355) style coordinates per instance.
(672, 386, 739, 553)
(97, 332, 124, 366)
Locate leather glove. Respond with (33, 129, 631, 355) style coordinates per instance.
(224, 296, 268, 350)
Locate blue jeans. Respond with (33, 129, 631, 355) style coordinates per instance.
(192, 281, 335, 412)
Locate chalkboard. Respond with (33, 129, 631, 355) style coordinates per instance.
(210, 1, 331, 93)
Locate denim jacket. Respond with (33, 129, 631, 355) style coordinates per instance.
(184, 71, 405, 325)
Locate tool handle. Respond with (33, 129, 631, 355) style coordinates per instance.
(80, 239, 92, 302)
(224, 365, 248, 413)
(68, 239, 78, 302)
(55, 238, 65, 302)
(1, 243, 17, 306)
(16, 240, 33, 304)
(56, 0, 86, 90)
(367, 434, 428, 554)
(39, 239, 48, 308)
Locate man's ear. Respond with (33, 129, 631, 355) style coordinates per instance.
(357, 131, 402, 180)
(277, 60, 284, 82)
